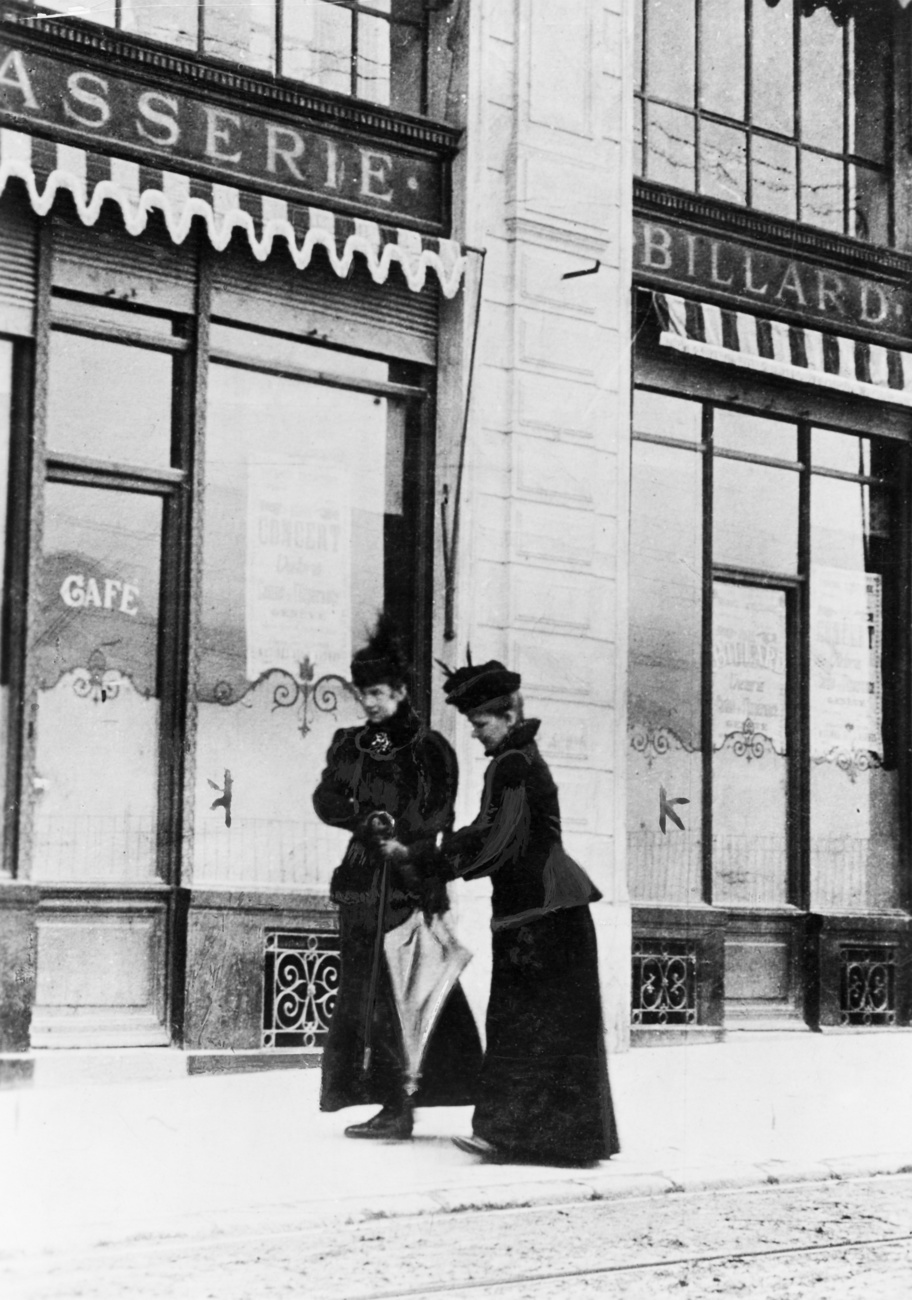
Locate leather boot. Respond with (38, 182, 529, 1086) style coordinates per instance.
(344, 1102, 413, 1140)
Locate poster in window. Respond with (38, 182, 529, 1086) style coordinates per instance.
(246, 461, 351, 682)
(810, 566, 882, 760)
(712, 583, 787, 754)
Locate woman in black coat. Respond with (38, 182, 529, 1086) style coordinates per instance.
(441, 658, 619, 1166)
(313, 618, 482, 1139)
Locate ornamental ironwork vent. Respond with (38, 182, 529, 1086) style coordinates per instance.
(632, 940, 698, 1026)
(839, 946, 896, 1027)
(263, 931, 340, 1049)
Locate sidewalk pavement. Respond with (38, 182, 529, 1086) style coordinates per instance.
(2, 1031, 912, 1261)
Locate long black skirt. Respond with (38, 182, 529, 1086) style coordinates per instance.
(320, 906, 482, 1112)
(472, 905, 619, 1164)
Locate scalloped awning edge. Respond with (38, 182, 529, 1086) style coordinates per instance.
(0, 128, 466, 299)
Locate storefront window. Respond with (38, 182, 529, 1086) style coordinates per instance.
(712, 582, 789, 905)
(122, 0, 198, 49)
(204, 1, 276, 70)
(635, 0, 893, 243)
(36, 0, 429, 114)
(628, 389, 905, 915)
(628, 392, 704, 904)
(30, 302, 182, 883)
(809, 430, 901, 909)
(32, 484, 164, 881)
(193, 332, 421, 889)
(46, 327, 175, 470)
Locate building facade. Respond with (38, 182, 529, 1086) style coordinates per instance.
(0, 0, 909, 1083)
(628, 0, 912, 1035)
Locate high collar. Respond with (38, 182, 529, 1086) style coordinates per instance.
(490, 717, 540, 757)
(364, 699, 421, 742)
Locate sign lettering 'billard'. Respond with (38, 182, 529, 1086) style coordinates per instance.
(633, 214, 912, 347)
(0, 43, 443, 228)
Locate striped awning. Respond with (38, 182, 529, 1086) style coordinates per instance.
(656, 292, 912, 409)
(0, 128, 466, 298)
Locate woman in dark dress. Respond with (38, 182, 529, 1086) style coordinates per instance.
(313, 617, 482, 1139)
(441, 658, 619, 1166)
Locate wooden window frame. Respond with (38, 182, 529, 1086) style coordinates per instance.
(6, 231, 438, 893)
(631, 378, 912, 914)
(635, 0, 896, 243)
(45, 0, 432, 115)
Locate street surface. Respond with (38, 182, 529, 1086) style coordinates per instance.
(6, 1173, 912, 1299)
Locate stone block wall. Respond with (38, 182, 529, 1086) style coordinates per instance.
(435, 0, 634, 1051)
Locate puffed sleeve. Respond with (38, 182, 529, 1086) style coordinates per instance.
(312, 729, 360, 831)
(395, 732, 459, 917)
(446, 750, 532, 881)
(417, 731, 460, 840)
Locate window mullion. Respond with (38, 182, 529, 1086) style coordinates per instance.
(794, 421, 811, 913)
(351, 2, 360, 99)
(843, 17, 851, 236)
(276, 0, 284, 78)
(701, 0, 706, 192)
(701, 401, 714, 906)
(794, 0, 802, 224)
(745, 0, 753, 208)
(641, 0, 650, 173)
(178, 241, 212, 902)
(14, 222, 54, 882)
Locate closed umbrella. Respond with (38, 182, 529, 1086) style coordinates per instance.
(383, 911, 473, 1097)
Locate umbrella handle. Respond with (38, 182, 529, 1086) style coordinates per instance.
(362, 856, 392, 1077)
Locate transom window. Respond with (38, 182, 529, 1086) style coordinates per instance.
(634, 0, 893, 244)
(35, 0, 431, 114)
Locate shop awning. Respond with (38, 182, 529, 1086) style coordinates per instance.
(656, 291, 912, 409)
(0, 128, 466, 298)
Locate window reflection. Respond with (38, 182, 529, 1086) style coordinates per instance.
(712, 583, 789, 906)
(282, 0, 352, 95)
(810, 440, 900, 910)
(633, 389, 703, 444)
(630, 394, 906, 920)
(714, 459, 798, 574)
(204, 0, 276, 71)
(801, 151, 844, 235)
(700, 121, 747, 207)
(122, 0, 197, 48)
(194, 353, 414, 889)
(851, 19, 888, 164)
(47, 330, 174, 469)
(850, 165, 890, 246)
(812, 428, 870, 475)
(32, 485, 163, 882)
(751, 136, 797, 223)
(713, 409, 796, 461)
(646, 104, 696, 191)
(37, 0, 429, 114)
(700, 0, 744, 120)
(800, 9, 844, 153)
(635, 0, 892, 243)
(750, 0, 794, 137)
(358, 12, 392, 104)
(628, 438, 703, 904)
(646, 0, 695, 107)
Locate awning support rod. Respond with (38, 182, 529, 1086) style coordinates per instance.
(442, 243, 486, 642)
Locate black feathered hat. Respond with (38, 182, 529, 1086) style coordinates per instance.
(439, 649, 521, 715)
(350, 614, 411, 689)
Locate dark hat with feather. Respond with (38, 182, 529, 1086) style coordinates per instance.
(438, 648, 521, 715)
(351, 614, 411, 690)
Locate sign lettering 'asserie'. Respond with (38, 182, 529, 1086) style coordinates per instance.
(633, 215, 912, 346)
(0, 42, 443, 228)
